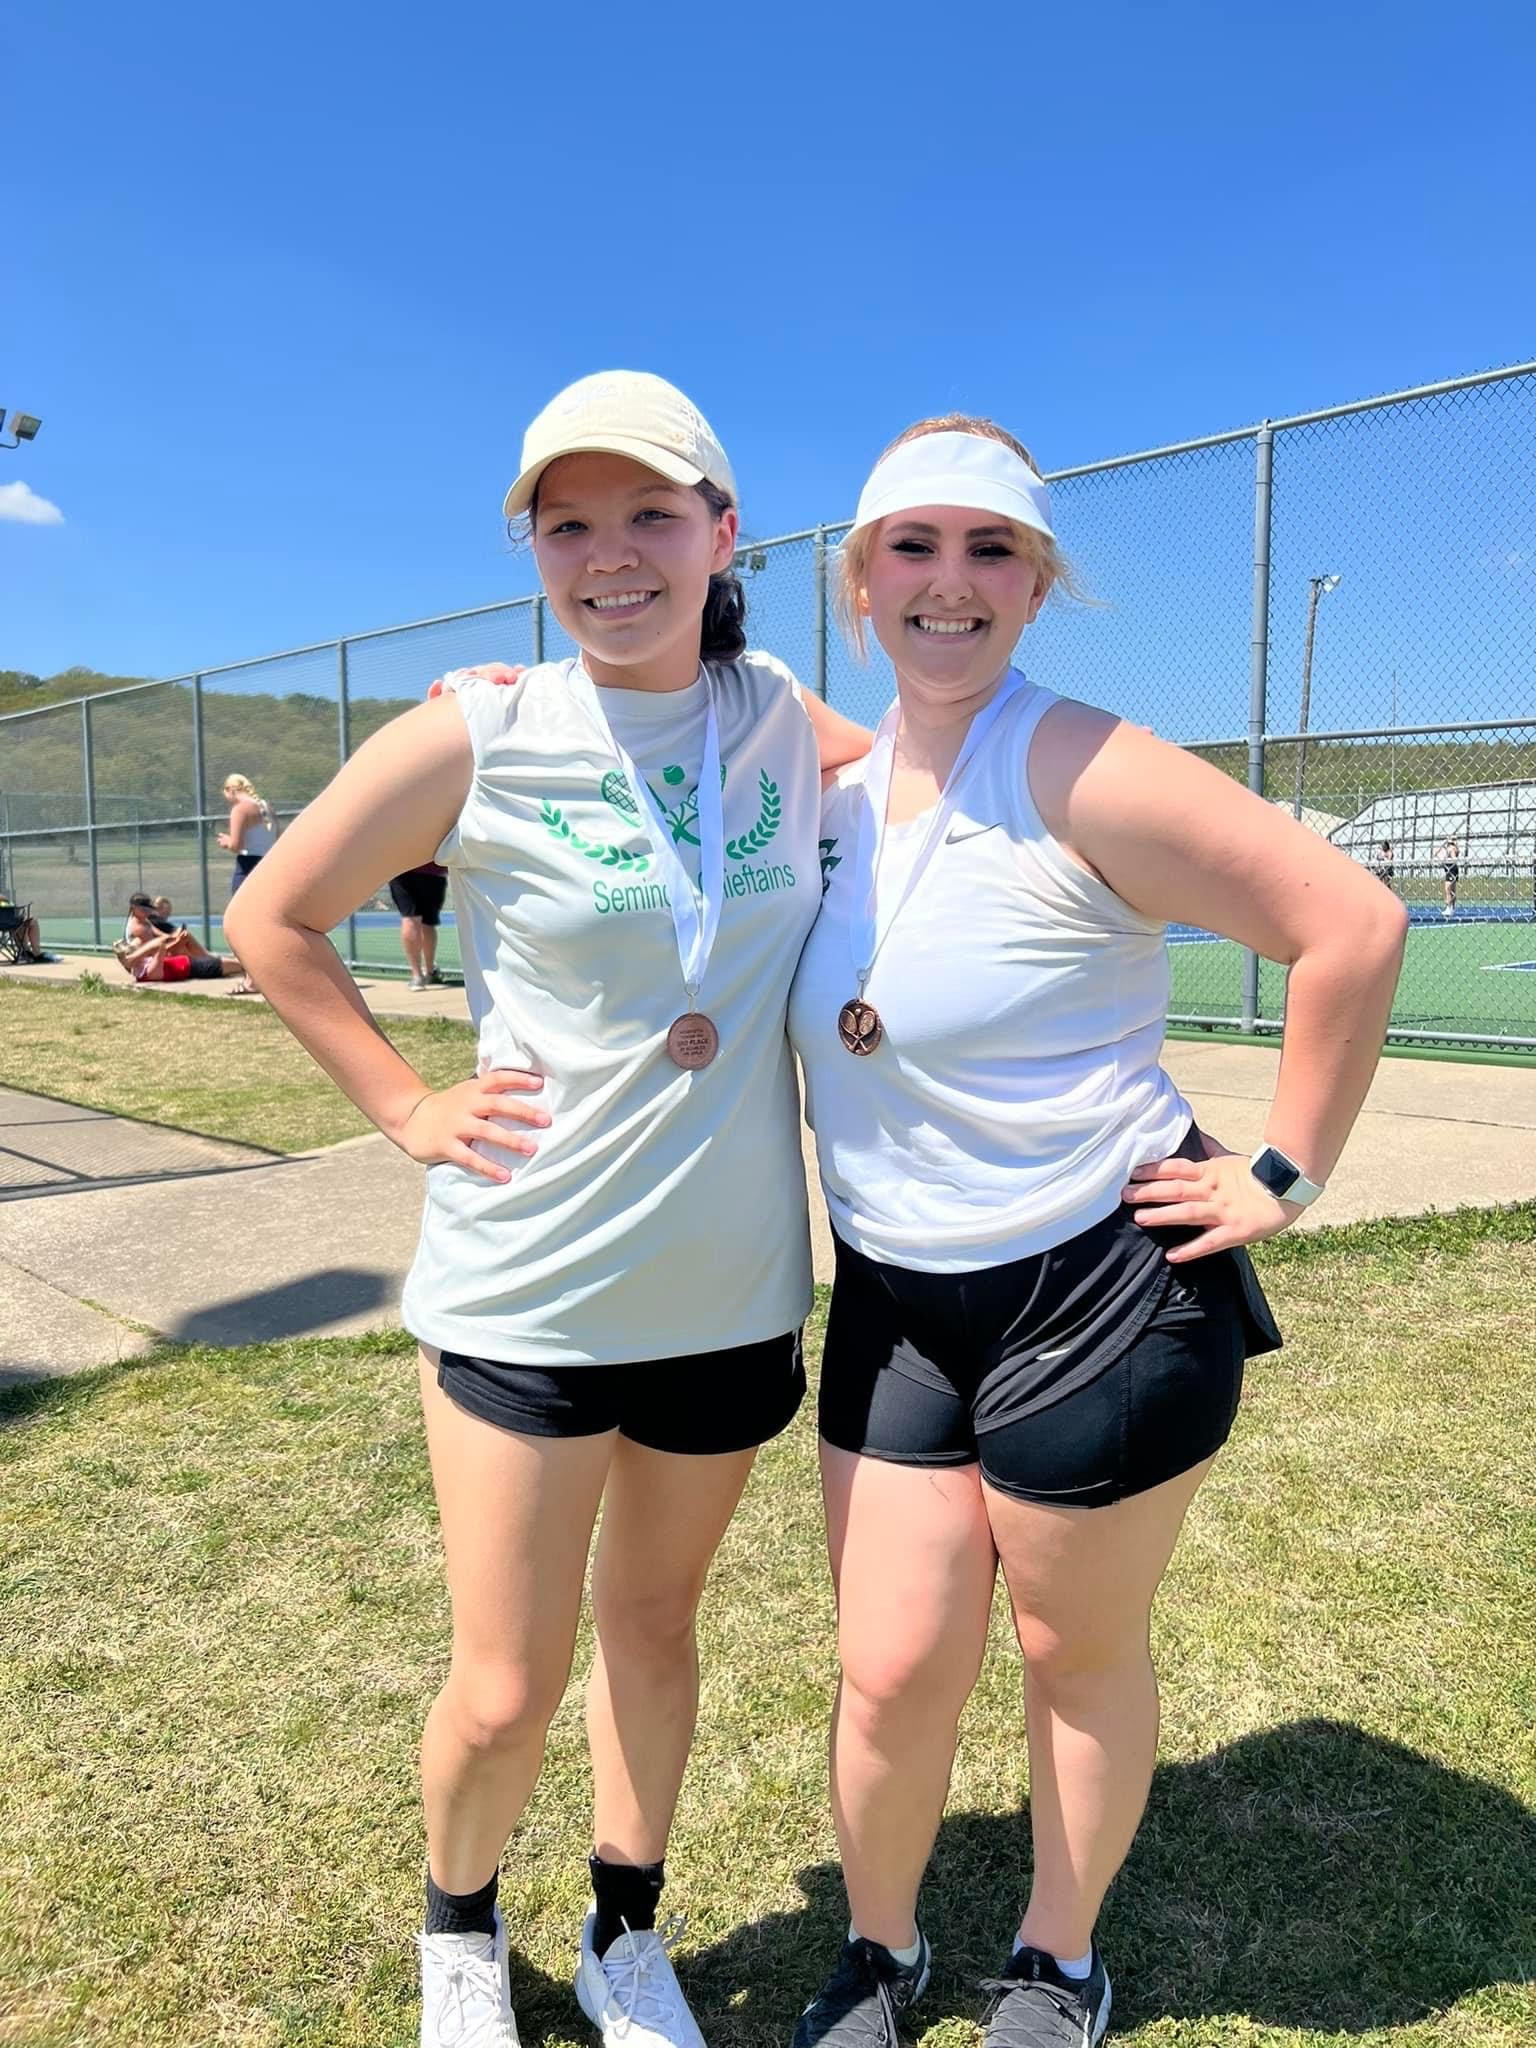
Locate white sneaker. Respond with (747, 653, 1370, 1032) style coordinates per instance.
(420, 1910, 520, 2047)
(575, 1910, 706, 2048)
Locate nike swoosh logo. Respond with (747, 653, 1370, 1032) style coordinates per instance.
(945, 820, 998, 844)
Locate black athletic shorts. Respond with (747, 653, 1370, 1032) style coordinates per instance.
(436, 1330, 805, 1455)
(1442, 863, 1460, 883)
(189, 954, 224, 980)
(390, 870, 449, 924)
(819, 1135, 1282, 1509)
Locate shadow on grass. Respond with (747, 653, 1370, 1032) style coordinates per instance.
(677, 1720, 1536, 2044)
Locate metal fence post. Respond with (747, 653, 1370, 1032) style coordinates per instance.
(532, 592, 545, 664)
(338, 638, 357, 965)
(192, 674, 212, 945)
(812, 526, 828, 701)
(1243, 424, 1274, 1032)
(82, 696, 102, 946)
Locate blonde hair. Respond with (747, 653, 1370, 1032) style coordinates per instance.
(223, 773, 274, 825)
(835, 414, 1084, 657)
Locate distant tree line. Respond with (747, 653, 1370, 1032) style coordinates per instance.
(5, 666, 1531, 832)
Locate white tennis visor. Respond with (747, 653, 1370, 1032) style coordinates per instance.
(845, 430, 1054, 547)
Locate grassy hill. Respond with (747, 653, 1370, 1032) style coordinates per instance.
(0, 667, 151, 719)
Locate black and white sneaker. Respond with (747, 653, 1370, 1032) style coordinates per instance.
(980, 1945, 1111, 2048)
(791, 1934, 931, 2048)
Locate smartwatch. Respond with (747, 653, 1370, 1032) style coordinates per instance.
(1249, 1145, 1326, 1207)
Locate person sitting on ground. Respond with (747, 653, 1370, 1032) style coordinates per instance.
(123, 892, 176, 944)
(115, 894, 258, 992)
(113, 924, 253, 986)
(0, 894, 58, 963)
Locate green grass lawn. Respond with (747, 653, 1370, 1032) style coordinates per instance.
(2, 1210, 1533, 2047)
(0, 978, 477, 1153)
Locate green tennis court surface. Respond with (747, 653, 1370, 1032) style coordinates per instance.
(1170, 913, 1536, 1046)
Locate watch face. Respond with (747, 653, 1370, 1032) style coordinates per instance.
(1251, 1148, 1298, 1199)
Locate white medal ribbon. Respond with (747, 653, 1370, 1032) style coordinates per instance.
(569, 661, 724, 1012)
(849, 667, 1031, 992)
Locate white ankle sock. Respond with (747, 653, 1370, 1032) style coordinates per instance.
(852, 1922, 923, 1968)
(1014, 1936, 1093, 1980)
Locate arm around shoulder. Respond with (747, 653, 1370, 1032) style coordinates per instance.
(798, 688, 873, 776)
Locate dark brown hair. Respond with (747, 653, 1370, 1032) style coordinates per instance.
(694, 479, 747, 663)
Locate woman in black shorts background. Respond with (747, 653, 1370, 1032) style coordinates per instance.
(391, 860, 450, 989)
(787, 414, 1407, 2047)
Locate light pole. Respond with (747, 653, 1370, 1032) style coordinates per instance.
(1293, 572, 1341, 819)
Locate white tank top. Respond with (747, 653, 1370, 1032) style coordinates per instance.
(402, 654, 820, 1363)
(240, 805, 277, 857)
(788, 677, 1193, 1273)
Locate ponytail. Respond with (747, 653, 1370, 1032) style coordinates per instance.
(699, 567, 747, 663)
(694, 479, 747, 663)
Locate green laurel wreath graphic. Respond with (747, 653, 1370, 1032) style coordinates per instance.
(726, 771, 782, 861)
(539, 799, 651, 872)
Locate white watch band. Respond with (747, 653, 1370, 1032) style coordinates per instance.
(1249, 1146, 1327, 1207)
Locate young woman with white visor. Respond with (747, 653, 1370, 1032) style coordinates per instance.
(226, 371, 868, 2048)
(785, 416, 1407, 2048)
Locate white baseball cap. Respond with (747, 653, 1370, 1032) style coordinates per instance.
(504, 370, 738, 519)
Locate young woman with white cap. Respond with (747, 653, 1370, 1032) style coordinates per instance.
(225, 370, 867, 2048)
(785, 415, 1407, 2048)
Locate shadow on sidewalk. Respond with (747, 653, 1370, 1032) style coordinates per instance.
(0, 1083, 286, 1202)
(164, 1267, 397, 1347)
(0, 1266, 399, 1425)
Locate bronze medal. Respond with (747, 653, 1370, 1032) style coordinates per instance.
(837, 997, 883, 1057)
(667, 1011, 719, 1070)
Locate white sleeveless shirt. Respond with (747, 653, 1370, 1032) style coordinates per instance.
(402, 654, 820, 1363)
(788, 677, 1193, 1273)
(240, 806, 277, 857)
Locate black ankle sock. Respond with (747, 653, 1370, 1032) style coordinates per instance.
(589, 1853, 665, 1956)
(425, 1869, 499, 1938)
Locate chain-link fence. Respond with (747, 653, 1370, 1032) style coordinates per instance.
(4, 364, 1533, 1047)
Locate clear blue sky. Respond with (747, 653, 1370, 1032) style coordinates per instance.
(6, 0, 1535, 694)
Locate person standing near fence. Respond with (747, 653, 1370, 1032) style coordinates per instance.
(218, 774, 278, 893)
(1439, 836, 1460, 916)
(225, 370, 870, 2048)
(786, 415, 1408, 2048)
(391, 860, 450, 988)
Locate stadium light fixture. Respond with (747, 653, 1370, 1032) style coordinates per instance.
(0, 410, 43, 449)
(1293, 572, 1342, 819)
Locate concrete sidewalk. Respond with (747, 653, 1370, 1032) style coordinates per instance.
(3, 954, 1534, 1381)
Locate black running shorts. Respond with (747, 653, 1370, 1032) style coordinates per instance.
(436, 1330, 805, 1455)
(390, 871, 450, 924)
(819, 1144, 1281, 1508)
